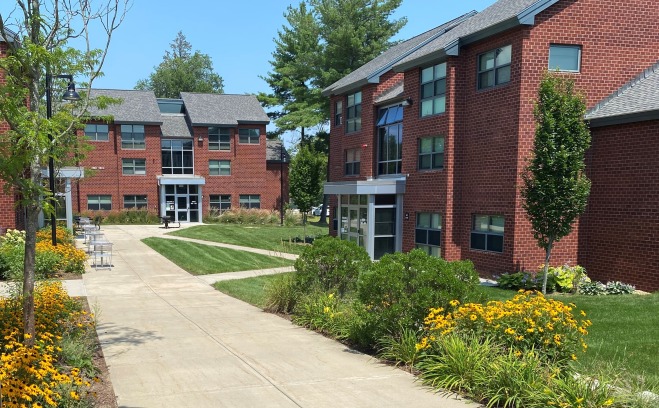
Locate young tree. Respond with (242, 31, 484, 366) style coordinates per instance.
(0, 0, 129, 344)
(135, 31, 224, 98)
(521, 73, 591, 294)
(289, 144, 326, 239)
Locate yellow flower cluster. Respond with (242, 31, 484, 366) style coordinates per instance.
(35, 241, 87, 274)
(419, 291, 591, 363)
(0, 282, 94, 407)
(35, 226, 74, 245)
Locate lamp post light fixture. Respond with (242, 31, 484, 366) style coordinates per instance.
(280, 142, 286, 226)
(46, 74, 81, 246)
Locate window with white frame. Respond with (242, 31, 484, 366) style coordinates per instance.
(548, 44, 581, 72)
(470, 214, 504, 253)
(238, 128, 260, 144)
(209, 160, 231, 176)
(345, 148, 361, 176)
(239, 195, 260, 209)
(421, 62, 447, 116)
(335, 100, 343, 126)
(121, 158, 146, 175)
(210, 194, 231, 212)
(123, 195, 147, 209)
(85, 124, 109, 141)
(208, 127, 231, 150)
(120, 124, 145, 149)
(478, 45, 512, 90)
(416, 213, 441, 257)
(377, 104, 403, 175)
(418, 136, 444, 170)
(87, 195, 111, 211)
(346, 91, 362, 133)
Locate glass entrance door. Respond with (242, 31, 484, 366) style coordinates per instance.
(165, 185, 199, 222)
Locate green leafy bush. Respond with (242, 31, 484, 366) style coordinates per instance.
(80, 209, 160, 224)
(355, 250, 483, 350)
(204, 208, 284, 225)
(497, 264, 588, 293)
(293, 236, 371, 296)
(579, 280, 635, 296)
(376, 328, 422, 368)
(292, 290, 352, 340)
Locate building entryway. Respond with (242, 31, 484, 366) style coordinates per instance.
(164, 184, 199, 222)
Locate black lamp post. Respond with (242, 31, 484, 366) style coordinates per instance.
(46, 74, 81, 246)
(280, 142, 286, 226)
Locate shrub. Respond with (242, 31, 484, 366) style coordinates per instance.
(419, 291, 591, 365)
(292, 290, 353, 340)
(80, 208, 160, 225)
(578, 280, 636, 296)
(0, 229, 26, 246)
(293, 236, 371, 296)
(36, 225, 75, 245)
(497, 264, 588, 293)
(205, 208, 286, 225)
(263, 273, 298, 313)
(355, 250, 483, 349)
(0, 282, 95, 407)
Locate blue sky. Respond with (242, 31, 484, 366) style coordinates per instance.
(85, 0, 495, 93)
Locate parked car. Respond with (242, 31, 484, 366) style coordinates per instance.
(312, 205, 329, 216)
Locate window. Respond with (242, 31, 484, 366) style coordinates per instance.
(418, 136, 445, 170)
(239, 195, 260, 209)
(421, 63, 447, 116)
(346, 91, 362, 133)
(209, 160, 231, 176)
(161, 139, 194, 174)
(345, 148, 361, 176)
(239, 128, 260, 144)
(121, 158, 146, 175)
(416, 213, 441, 257)
(377, 105, 403, 175)
(478, 45, 512, 90)
(335, 100, 343, 126)
(208, 127, 231, 150)
(85, 124, 108, 141)
(470, 215, 504, 253)
(123, 195, 147, 209)
(549, 45, 581, 72)
(120, 124, 145, 149)
(87, 195, 111, 211)
(210, 195, 231, 212)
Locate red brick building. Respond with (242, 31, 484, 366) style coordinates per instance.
(76, 90, 289, 222)
(323, 0, 659, 290)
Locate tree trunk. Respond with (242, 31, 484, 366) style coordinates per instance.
(22, 199, 39, 346)
(319, 195, 328, 224)
(541, 239, 554, 295)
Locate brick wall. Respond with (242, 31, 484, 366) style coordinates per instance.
(73, 123, 286, 216)
(0, 41, 20, 230)
(579, 121, 659, 292)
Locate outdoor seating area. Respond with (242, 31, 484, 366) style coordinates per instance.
(76, 216, 112, 270)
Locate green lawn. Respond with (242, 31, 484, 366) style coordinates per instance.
(213, 274, 288, 308)
(142, 237, 294, 275)
(168, 222, 329, 255)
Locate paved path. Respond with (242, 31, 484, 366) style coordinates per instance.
(79, 225, 475, 407)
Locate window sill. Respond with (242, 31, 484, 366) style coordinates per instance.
(420, 111, 447, 119)
(469, 248, 504, 255)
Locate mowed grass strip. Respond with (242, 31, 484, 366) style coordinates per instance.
(142, 237, 294, 275)
(168, 223, 328, 255)
(213, 274, 287, 308)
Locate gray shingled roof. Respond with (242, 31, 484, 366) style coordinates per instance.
(266, 140, 290, 162)
(585, 62, 659, 127)
(86, 89, 163, 125)
(180, 93, 269, 126)
(322, 11, 477, 96)
(0, 27, 18, 43)
(393, 0, 556, 72)
(374, 81, 404, 105)
(161, 114, 192, 138)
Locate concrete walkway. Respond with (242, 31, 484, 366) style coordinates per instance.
(9, 225, 477, 407)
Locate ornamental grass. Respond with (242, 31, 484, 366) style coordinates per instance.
(0, 281, 95, 407)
